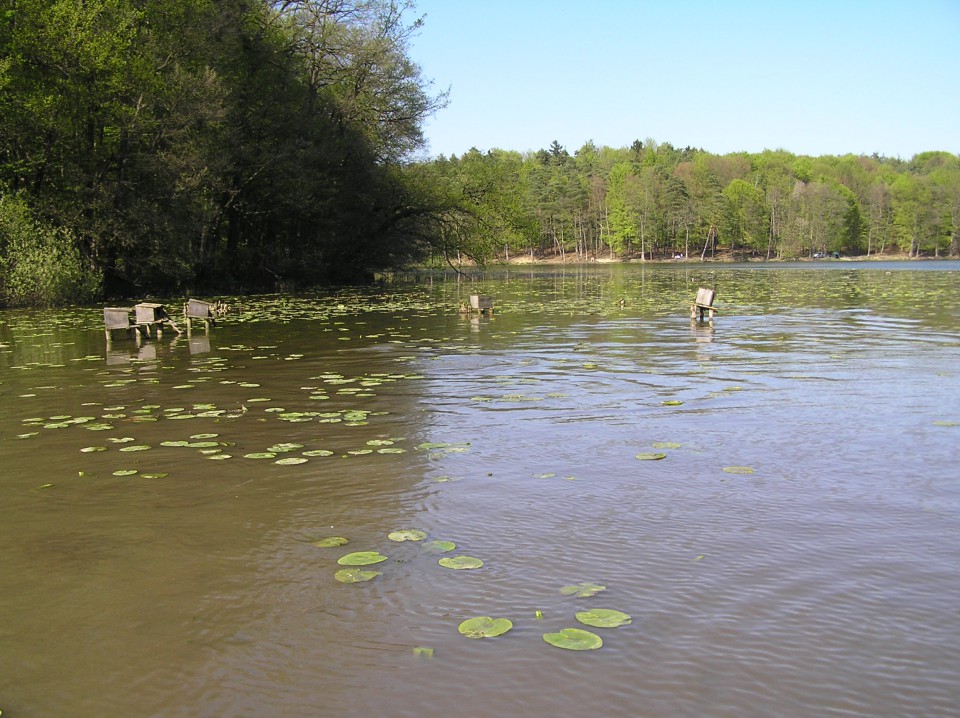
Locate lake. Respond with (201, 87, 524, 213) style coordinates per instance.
(2, 262, 959, 718)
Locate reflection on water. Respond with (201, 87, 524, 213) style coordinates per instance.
(1, 263, 959, 718)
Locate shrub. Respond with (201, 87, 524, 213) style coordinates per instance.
(0, 193, 102, 306)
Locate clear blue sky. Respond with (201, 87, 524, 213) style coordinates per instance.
(407, 0, 960, 159)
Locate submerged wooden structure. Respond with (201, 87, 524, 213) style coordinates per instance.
(690, 287, 718, 321)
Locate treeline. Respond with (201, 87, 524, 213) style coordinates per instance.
(0, 0, 446, 305)
(2, 3, 959, 309)
(421, 140, 960, 265)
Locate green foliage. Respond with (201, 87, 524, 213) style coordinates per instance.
(0, 193, 101, 306)
(0, 0, 447, 299)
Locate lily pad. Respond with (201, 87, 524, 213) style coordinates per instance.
(651, 441, 682, 449)
(338, 551, 388, 566)
(244, 452, 277, 459)
(302, 449, 335, 457)
(560, 582, 607, 598)
(660, 400, 683, 406)
(312, 536, 349, 548)
(275, 457, 308, 465)
(388, 529, 427, 542)
(722, 466, 755, 474)
(334, 568, 381, 583)
(542, 628, 603, 650)
(112, 469, 138, 476)
(575, 609, 632, 628)
(458, 617, 513, 639)
(80, 446, 107, 453)
(635, 452, 667, 461)
(422, 539, 456, 553)
(438, 556, 483, 570)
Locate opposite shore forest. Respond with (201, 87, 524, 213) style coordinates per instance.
(2, 1, 959, 307)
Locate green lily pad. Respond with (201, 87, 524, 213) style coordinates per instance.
(660, 400, 683, 406)
(268, 442, 303, 453)
(412, 646, 434, 657)
(160, 440, 190, 447)
(651, 441, 682, 449)
(80, 446, 107, 453)
(119, 445, 151, 452)
(302, 449, 335, 457)
(635, 452, 667, 460)
(275, 457, 308, 465)
(560, 582, 606, 598)
(244, 452, 277, 459)
(312, 536, 349, 548)
(422, 540, 456, 553)
(543, 628, 603, 650)
(458, 617, 513, 638)
(438, 556, 484, 570)
(722, 466, 755, 474)
(112, 469, 138, 476)
(388, 529, 427, 542)
(141, 472, 169, 479)
(334, 568, 381, 583)
(575, 609, 632, 628)
(338, 551, 388, 566)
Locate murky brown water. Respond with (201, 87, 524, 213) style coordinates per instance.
(2, 262, 959, 718)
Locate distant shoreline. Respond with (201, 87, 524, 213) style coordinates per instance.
(450, 251, 953, 267)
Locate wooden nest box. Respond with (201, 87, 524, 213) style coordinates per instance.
(469, 294, 494, 314)
(183, 298, 217, 332)
(690, 287, 718, 321)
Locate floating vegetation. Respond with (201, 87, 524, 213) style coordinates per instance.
(438, 556, 483, 570)
(635, 452, 666, 461)
(119, 444, 151, 452)
(560, 582, 606, 598)
(412, 646, 434, 657)
(268, 442, 303, 453)
(338, 551, 388, 566)
(574, 609, 632, 628)
(458, 617, 513, 639)
(302, 449, 335, 457)
(387, 529, 427, 542)
(651, 441, 681, 449)
(660, 400, 684, 406)
(243, 452, 277, 459)
(80, 446, 107, 453)
(334, 568, 382, 583)
(112, 469, 138, 476)
(312, 536, 349, 548)
(422, 540, 456, 553)
(275, 457, 308, 465)
(722, 466, 755, 474)
(542, 628, 603, 651)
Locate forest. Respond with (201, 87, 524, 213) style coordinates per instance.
(1, 0, 959, 307)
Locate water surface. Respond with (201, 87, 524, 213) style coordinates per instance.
(2, 262, 959, 717)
